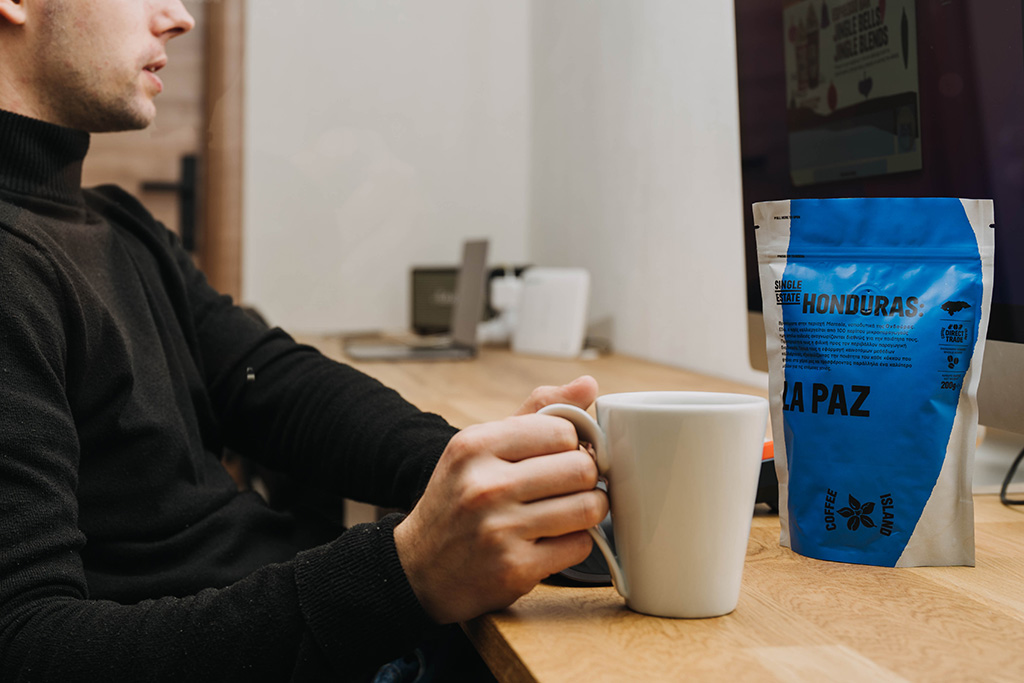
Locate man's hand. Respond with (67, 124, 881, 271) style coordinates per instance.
(513, 375, 598, 416)
(394, 376, 607, 624)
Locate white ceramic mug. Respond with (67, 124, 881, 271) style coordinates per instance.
(540, 391, 769, 618)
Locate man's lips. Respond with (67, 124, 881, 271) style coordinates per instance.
(144, 55, 167, 73)
(143, 58, 167, 93)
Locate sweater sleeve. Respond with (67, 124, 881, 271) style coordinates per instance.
(140, 191, 457, 511)
(0, 216, 442, 680)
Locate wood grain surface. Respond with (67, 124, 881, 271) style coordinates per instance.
(303, 338, 1024, 682)
(463, 496, 1024, 682)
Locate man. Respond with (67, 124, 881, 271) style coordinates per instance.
(0, 1, 607, 680)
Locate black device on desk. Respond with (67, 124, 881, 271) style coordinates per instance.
(412, 263, 532, 335)
(343, 239, 488, 361)
(411, 267, 460, 336)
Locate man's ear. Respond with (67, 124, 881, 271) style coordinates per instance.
(0, 0, 27, 27)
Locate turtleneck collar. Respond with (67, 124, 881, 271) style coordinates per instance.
(0, 108, 91, 210)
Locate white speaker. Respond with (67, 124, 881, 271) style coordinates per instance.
(512, 267, 590, 358)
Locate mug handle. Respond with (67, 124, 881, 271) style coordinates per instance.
(537, 403, 628, 598)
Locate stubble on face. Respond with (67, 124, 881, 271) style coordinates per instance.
(34, 0, 158, 132)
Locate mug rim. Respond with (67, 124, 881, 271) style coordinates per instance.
(596, 391, 767, 410)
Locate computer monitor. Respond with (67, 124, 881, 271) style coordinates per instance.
(735, 1, 1024, 481)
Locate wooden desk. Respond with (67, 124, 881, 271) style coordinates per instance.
(462, 496, 1024, 682)
(305, 339, 1024, 682)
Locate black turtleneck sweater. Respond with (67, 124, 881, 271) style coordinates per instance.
(0, 109, 457, 681)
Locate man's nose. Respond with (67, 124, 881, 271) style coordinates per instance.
(154, 0, 196, 40)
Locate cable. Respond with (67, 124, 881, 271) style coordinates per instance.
(1000, 445, 1024, 506)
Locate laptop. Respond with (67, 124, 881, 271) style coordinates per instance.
(343, 239, 489, 361)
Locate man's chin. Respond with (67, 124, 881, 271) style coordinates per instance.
(70, 100, 157, 133)
(90, 110, 155, 133)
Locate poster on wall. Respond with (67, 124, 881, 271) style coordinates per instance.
(784, 0, 920, 186)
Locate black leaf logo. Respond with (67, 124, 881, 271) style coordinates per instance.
(837, 495, 876, 531)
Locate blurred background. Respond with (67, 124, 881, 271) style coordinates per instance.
(82, 0, 765, 389)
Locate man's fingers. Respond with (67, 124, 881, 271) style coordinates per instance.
(533, 530, 600, 575)
(516, 489, 609, 540)
(454, 414, 580, 464)
(515, 375, 598, 416)
(506, 448, 599, 502)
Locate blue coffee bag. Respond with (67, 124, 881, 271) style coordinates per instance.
(754, 198, 994, 567)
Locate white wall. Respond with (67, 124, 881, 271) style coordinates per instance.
(243, 0, 767, 388)
(529, 1, 765, 388)
(243, 1, 530, 332)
